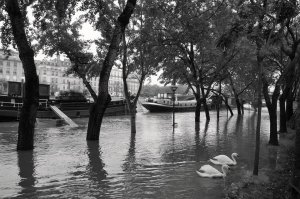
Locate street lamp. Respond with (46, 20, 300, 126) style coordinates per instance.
(171, 85, 178, 127)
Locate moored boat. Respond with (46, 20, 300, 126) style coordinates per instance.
(0, 81, 130, 121)
(141, 93, 197, 112)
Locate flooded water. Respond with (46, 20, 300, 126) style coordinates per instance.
(0, 109, 282, 198)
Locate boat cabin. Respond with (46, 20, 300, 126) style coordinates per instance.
(145, 93, 196, 107)
(0, 81, 50, 103)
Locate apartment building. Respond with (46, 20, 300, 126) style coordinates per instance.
(0, 50, 139, 97)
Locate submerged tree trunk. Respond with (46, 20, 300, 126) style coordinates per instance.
(241, 100, 244, 114)
(130, 109, 136, 134)
(253, 52, 263, 176)
(229, 75, 242, 115)
(200, 86, 210, 121)
(86, 0, 137, 140)
(236, 98, 242, 115)
(279, 95, 287, 133)
(87, 96, 111, 140)
(195, 93, 201, 123)
(262, 76, 280, 146)
(292, 75, 300, 197)
(202, 99, 210, 121)
(223, 97, 233, 116)
(6, 0, 39, 150)
(268, 107, 279, 145)
(286, 90, 294, 121)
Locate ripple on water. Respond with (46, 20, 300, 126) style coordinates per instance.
(0, 111, 274, 198)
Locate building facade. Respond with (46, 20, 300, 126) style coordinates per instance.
(0, 50, 139, 97)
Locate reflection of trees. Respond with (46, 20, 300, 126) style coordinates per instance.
(86, 141, 107, 183)
(247, 112, 256, 135)
(195, 121, 209, 162)
(221, 116, 232, 149)
(122, 133, 138, 172)
(17, 151, 36, 197)
(222, 116, 233, 135)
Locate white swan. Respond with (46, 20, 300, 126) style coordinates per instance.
(209, 153, 238, 166)
(196, 164, 229, 178)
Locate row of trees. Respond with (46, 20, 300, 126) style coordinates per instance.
(1, 0, 300, 180)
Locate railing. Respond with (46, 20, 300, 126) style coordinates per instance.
(0, 99, 49, 109)
(0, 101, 23, 108)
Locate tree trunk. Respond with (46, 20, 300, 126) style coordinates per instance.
(279, 95, 287, 133)
(262, 79, 280, 145)
(195, 97, 201, 123)
(292, 78, 300, 197)
(253, 40, 263, 175)
(202, 99, 210, 121)
(86, 141, 107, 181)
(200, 86, 210, 121)
(268, 106, 279, 145)
(287, 90, 294, 121)
(217, 100, 220, 119)
(130, 108, 136, 134)
(229, 75, 242, 115)
(86, 0, 136, 140)
(241, 100, 244, 114)
(87, 97, 110, 140)
(17, 151, 35, 191)
(223, 97, 234, 116)
(253, 79, 262, 175)
(6, 0, 39, 150)
(217, 80, 221, 120)
(236, 98, 242, 115)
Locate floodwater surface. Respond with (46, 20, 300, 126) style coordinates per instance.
(0, 109, 282, 198)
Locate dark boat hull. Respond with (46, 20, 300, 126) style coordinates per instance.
(0, 100, 129, 121)
(141, 102, 195, 112)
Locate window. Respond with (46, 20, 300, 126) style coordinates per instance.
(14, 61, 17, 67)
(7, 61, 10, 66)
(0, 68, 2, 73)
(13, 70, 17, 75)
(6, 68, 10, 74)
(43, 70, 46, 75)
(0, 61, 3, 65)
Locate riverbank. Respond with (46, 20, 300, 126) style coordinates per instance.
(224, 128, 295, 199)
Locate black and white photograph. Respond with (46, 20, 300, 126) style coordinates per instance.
(0, 0, 300, 198)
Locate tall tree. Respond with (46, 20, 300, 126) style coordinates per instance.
(86, 0, 137, 140)
(1, 0, 39, 150)
(292, 63, 300, 197)
(33, 0, 137, 140)
(153, 0, 234, 122)
(121, 1, 158, 134)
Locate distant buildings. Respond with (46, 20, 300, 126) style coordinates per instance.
(0, 50, 139, 97)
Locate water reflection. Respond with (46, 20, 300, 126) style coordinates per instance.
(122, 133, 138, 172)
(17, 150, 36, 197)
(195, 121, 209, 162)
(86, 141, 107, 183)
(0, 111, 277, 199)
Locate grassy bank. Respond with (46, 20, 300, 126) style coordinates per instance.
(224, 129, 295, 199)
